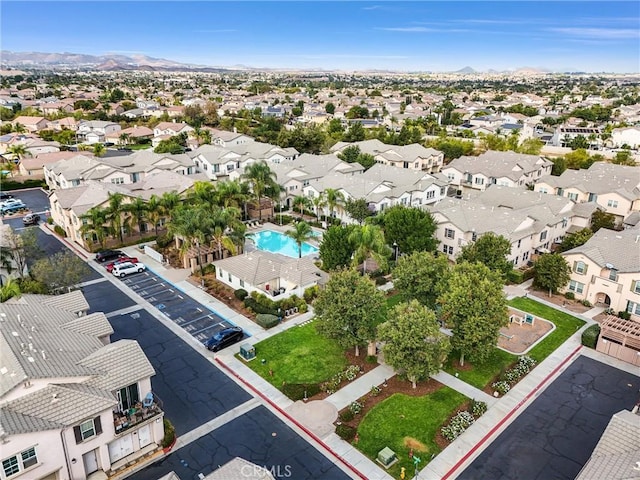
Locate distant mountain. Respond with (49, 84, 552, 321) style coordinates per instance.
(454, 66, 476, 74)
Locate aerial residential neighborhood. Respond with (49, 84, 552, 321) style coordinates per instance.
(1, 1, 639, 480)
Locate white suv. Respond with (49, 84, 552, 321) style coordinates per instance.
(112, 261, 146, 278)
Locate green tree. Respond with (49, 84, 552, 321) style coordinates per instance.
(6, 144, 30, 162)
(324, 188, 345, 218)
(319, 225, 356, 271)
(145, 194, 163, 236)
(438, 262, 508, 366)
(292, 195, 312, 216)
(533, 253, 571, 296)
(168, 205, 213, 275)
(343, 122, 366, 142)
(315, 268, 385, 356)
(80, 206, 109, 249)
(349, 223, 390, 274)
(381, 205, 438, 255)
(241, 161, 279, 221)
(558, 228, 593, 252)
(285, 220, 314, 258)
(392, 251, 451, 309)
(344, 198, 373, 225)
(378, 300, 451, 388)
(591, 210, 616, 232)
(160, 191, 182, 223)
(124, 197, 148, 237)
(458, 232, 512, 280)
(105, 192, 128, 243)
(611, 150, 635, 166)
(31, 251, 91, 294)
(0, 279, 21, 302)
(1, 228, 42, 280)
(337, 145, 361, 164)
(325, 102, 336, 114)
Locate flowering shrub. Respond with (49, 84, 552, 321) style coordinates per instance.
(349, 400, 364, 415)
(471, 400, 487, 418)
(492, 380, 511, 395)
(494, 356, 537, 395)
(344, 365, 361, 381)
(441, 411, 475, 441)
(370, 385, 381, 397)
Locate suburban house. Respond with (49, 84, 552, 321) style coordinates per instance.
(331, 139, 444, 174)
(77, 121, 121, 144)
(44, 154, 101, 189)
(428, 185, 597, 267)
(534, 162, 640, 224)
(551, 125, 601, 147)
(105, 126, 154, 145)
(210, 130, 253, 148)
(11, 116, 49, 132)
(213, 250, 328, 300)
(19, 151, 91, 177)
(47, 117, 78, 131)
(151, 122, 194, 147)
(561, 226, 640, 319)
(610, 126, 640, 149)
(442, 150, 553, 192)
(0, 292, 164, 480)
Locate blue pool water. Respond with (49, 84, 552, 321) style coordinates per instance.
(249, 230, 319, 258)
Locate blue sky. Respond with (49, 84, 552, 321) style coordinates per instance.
(2, 1, 639, 72)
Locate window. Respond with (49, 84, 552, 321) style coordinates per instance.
(239, 279, 245, 288)
(442, 244, 449, 254)
(523, 251, 530, 261)
(588, 193, 597, 202)
(228, 273, 232, 282)
(2, 447, 38, 477)
(626, 301, 640, 315)
(568, 280, 584, 294)
(574, 261, 587, 274)
(440, 187, 446, 195)
(111, 177, 124, 185)
(567, 192, 578, 201)
(426, 190, 435, 199)
(633, 280, 640, 294)
(117, 383, 139, 412)
(471, 232, 477, 242)
(561, 218, 568, 228)
(474, 177, 484, 185)
(539, 187, 548, 194)
(74, 417, 102, 444)
(447, 173, 455, 181)
(608, 269, 618, 281)
(448, 246, 454, 255)
(539, 231, 547, 241)
(445, 228, 455, 239)
(81, 419, 96, 440)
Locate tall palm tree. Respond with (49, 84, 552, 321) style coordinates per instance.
(160, 191, 181, 223)
(80, 206, 109, 249)
(324, 188, 345, 219)
(240, 161, 279, 221)
(119, 132, 131, 146)
(285, 221, 314, 258)
(6, 144, 29, 163)
(312, 192, 326, 221)
(145, 194, 162, 236)
(349, 223, 390, 274)
(292, 195, 312, 217)
(214, 180, 249, 210)
(12, 123, 25, 134)
(168, 205, 213, 275)
(188, 181, 217, 206)
(124, 197, 148, 238)
(209, 205, 242, 260)
(106, 192, 127, 243)
(93, 143, 106, 157)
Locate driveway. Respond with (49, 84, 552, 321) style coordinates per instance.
(124, 406, 350, 480)
(458, 355, 639, 480)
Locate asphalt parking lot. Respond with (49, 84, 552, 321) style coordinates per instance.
(458, 355, 640, 480)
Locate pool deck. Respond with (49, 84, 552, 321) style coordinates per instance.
(246, 221, 323, 256)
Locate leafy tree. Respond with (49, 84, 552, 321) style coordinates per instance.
(438, 262, 508, 366)
(277, 123, 327, 154)
(344, 198, 373, 225)
(285, 221, 314, 258)
(558, 228, 593, 252)
(343, 122, 366, 142)
(345, 105, 369, 119)
(183, 104, 205, 127)
(458, 232, 512, 280)
(393, 251, 451, 309)
(378, 299, 450, 388)
(319, 225, 356, 271)
(154, 133, 188, 154)
(92, 143, 106, 157)
(550, 156, 567, 176)
(349, 223, 390, 274)
(381, 205, 438, 255)
(517, 138, 543, 155)
(564, 149, 594, 170)
(533, 253, 571, 296)
(31, 251, 91, 294)
(612, 150, 635, 166)
(325, 102, 336, 114)
(109, 88, 125, 103)
(315, 268, 385, 356)
(591, 210, 616, 232)
(568, 135, 589, 150)
(337, 145, 361, 163)
(425, 137, 474, 161)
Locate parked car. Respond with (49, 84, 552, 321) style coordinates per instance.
(112, 261, 146, 278)
(0, 201, 26, 215)
(105, 256, 139, 273)
(22, 213, 40, 226)
(95, 250, 125, 263)
(0, 192, 14, 201)
(0, 198, 24, 209)
(205, 326, 244, 352)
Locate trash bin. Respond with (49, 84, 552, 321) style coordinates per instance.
(239, 343, 255, 361)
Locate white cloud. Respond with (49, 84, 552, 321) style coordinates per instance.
(550, 27, 639, 39)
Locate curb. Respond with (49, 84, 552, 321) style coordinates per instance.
(215, 357, 368, 480)
(441, 344, 583, 479)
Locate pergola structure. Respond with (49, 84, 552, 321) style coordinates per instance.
(596, 315, 640, 366)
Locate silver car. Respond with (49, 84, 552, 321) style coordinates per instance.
(112, 261, 146, 278)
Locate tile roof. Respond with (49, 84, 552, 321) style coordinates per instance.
(563, 226, 640, 272)
(446, 150, 551, 181)
(40, 290, 89, 314)
(63, 312, 113, 339)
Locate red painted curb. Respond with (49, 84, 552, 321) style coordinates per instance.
(441, 344, 583, 480)
(215, 358, 368, 480)
(163, 436, 177, 454)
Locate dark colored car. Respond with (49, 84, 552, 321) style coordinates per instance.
(22, 213, 40, 226)
(95, 250, 125, 263)
(0, 192, 14, 201)
(105, 256, 139, 272)
(205, 326, 244, 352)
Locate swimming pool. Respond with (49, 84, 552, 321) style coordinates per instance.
(249, 230, 319, 258)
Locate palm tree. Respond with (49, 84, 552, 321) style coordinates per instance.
(106, 192, 127, 243)
(145, 194, 162, 236)
(324, 188, 345, 219)
(0, 278, 21, 302)
(214, 180, 249, 210)
(188, 181, 217, 206)
(12, 123, 25, 134)
(240, 161, 279, 221)
(292, 195, 312, 217)
(124, 197, 148, 238)
(93, 143, 106, 157)
(160, 191, 182, 223)
(168, 205, 213, 275)
(119, 132, 131, 146)
(80, 206, 109, 249)
(285, 221, 314, 258)
(349, 223, 390, 274)
(6, 144, 29, 163)
(209, 205, 242, 260)
(312, 192, 327, 221)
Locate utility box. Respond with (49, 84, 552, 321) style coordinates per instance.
(239, 343, 256, 361)
(377, 447, 397, 468)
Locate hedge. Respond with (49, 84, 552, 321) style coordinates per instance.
(281, 382, 321, 401)
(53, 225, 66, 237)
(0, 179, 47, 190)
(256, 313, 280, 329)
(581, 324, 601, 349)
(335, 424, 356, 441)
(244, 297, 279, 316)
(234, 289, 248, 301)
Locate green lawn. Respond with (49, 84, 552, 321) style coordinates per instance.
(375, 293, 404, 326)
(508, 297, 585, 362)
(443, 348, 517, 390)
(240, 322, 347, 387)
(357, 388, 468, 477)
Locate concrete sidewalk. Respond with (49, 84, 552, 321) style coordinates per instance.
(431, 371, 497, 407)
(325, 364, 396, 411)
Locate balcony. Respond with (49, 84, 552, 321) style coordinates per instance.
(113, 397, 163, 435)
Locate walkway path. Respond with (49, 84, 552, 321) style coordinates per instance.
(325, 364, 396, 410)
(431, 371, 497, 407)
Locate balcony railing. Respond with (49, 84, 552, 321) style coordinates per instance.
(113, 400, 163, 435)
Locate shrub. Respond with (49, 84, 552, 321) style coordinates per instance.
(375, 276, 388, 286)
(492, 381, 511, 395)
(507, 269, 524, 285)
(564, 291, 575, 300)
(339, 409, 355, 422)
(581, 299, 592, 307)
(366, 355, 378, 364)
(161, 418, 176, 448)
(441, 411, 475, 441)
(0, 178, 47, 190)
(156, 234, 173, 248)
(344, 365, 361, 381)
(335, 424, 356, 441)
(370, 385, 381, 397)
(281, 383, 320, 401)
(522, 268, 536, 281)
(234, 289, 248, 301)
(256, 313, 280, 329)
(244, 297, 279, 316)
(581, 324, 601, 349)
(303, 285, 320, 303)
(471, 400, 487, 418)
(349, 400, 364, 415)
(53, 225, 66, 237)
(618, 311, 631, 320)
(46, 217, 53, 225)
